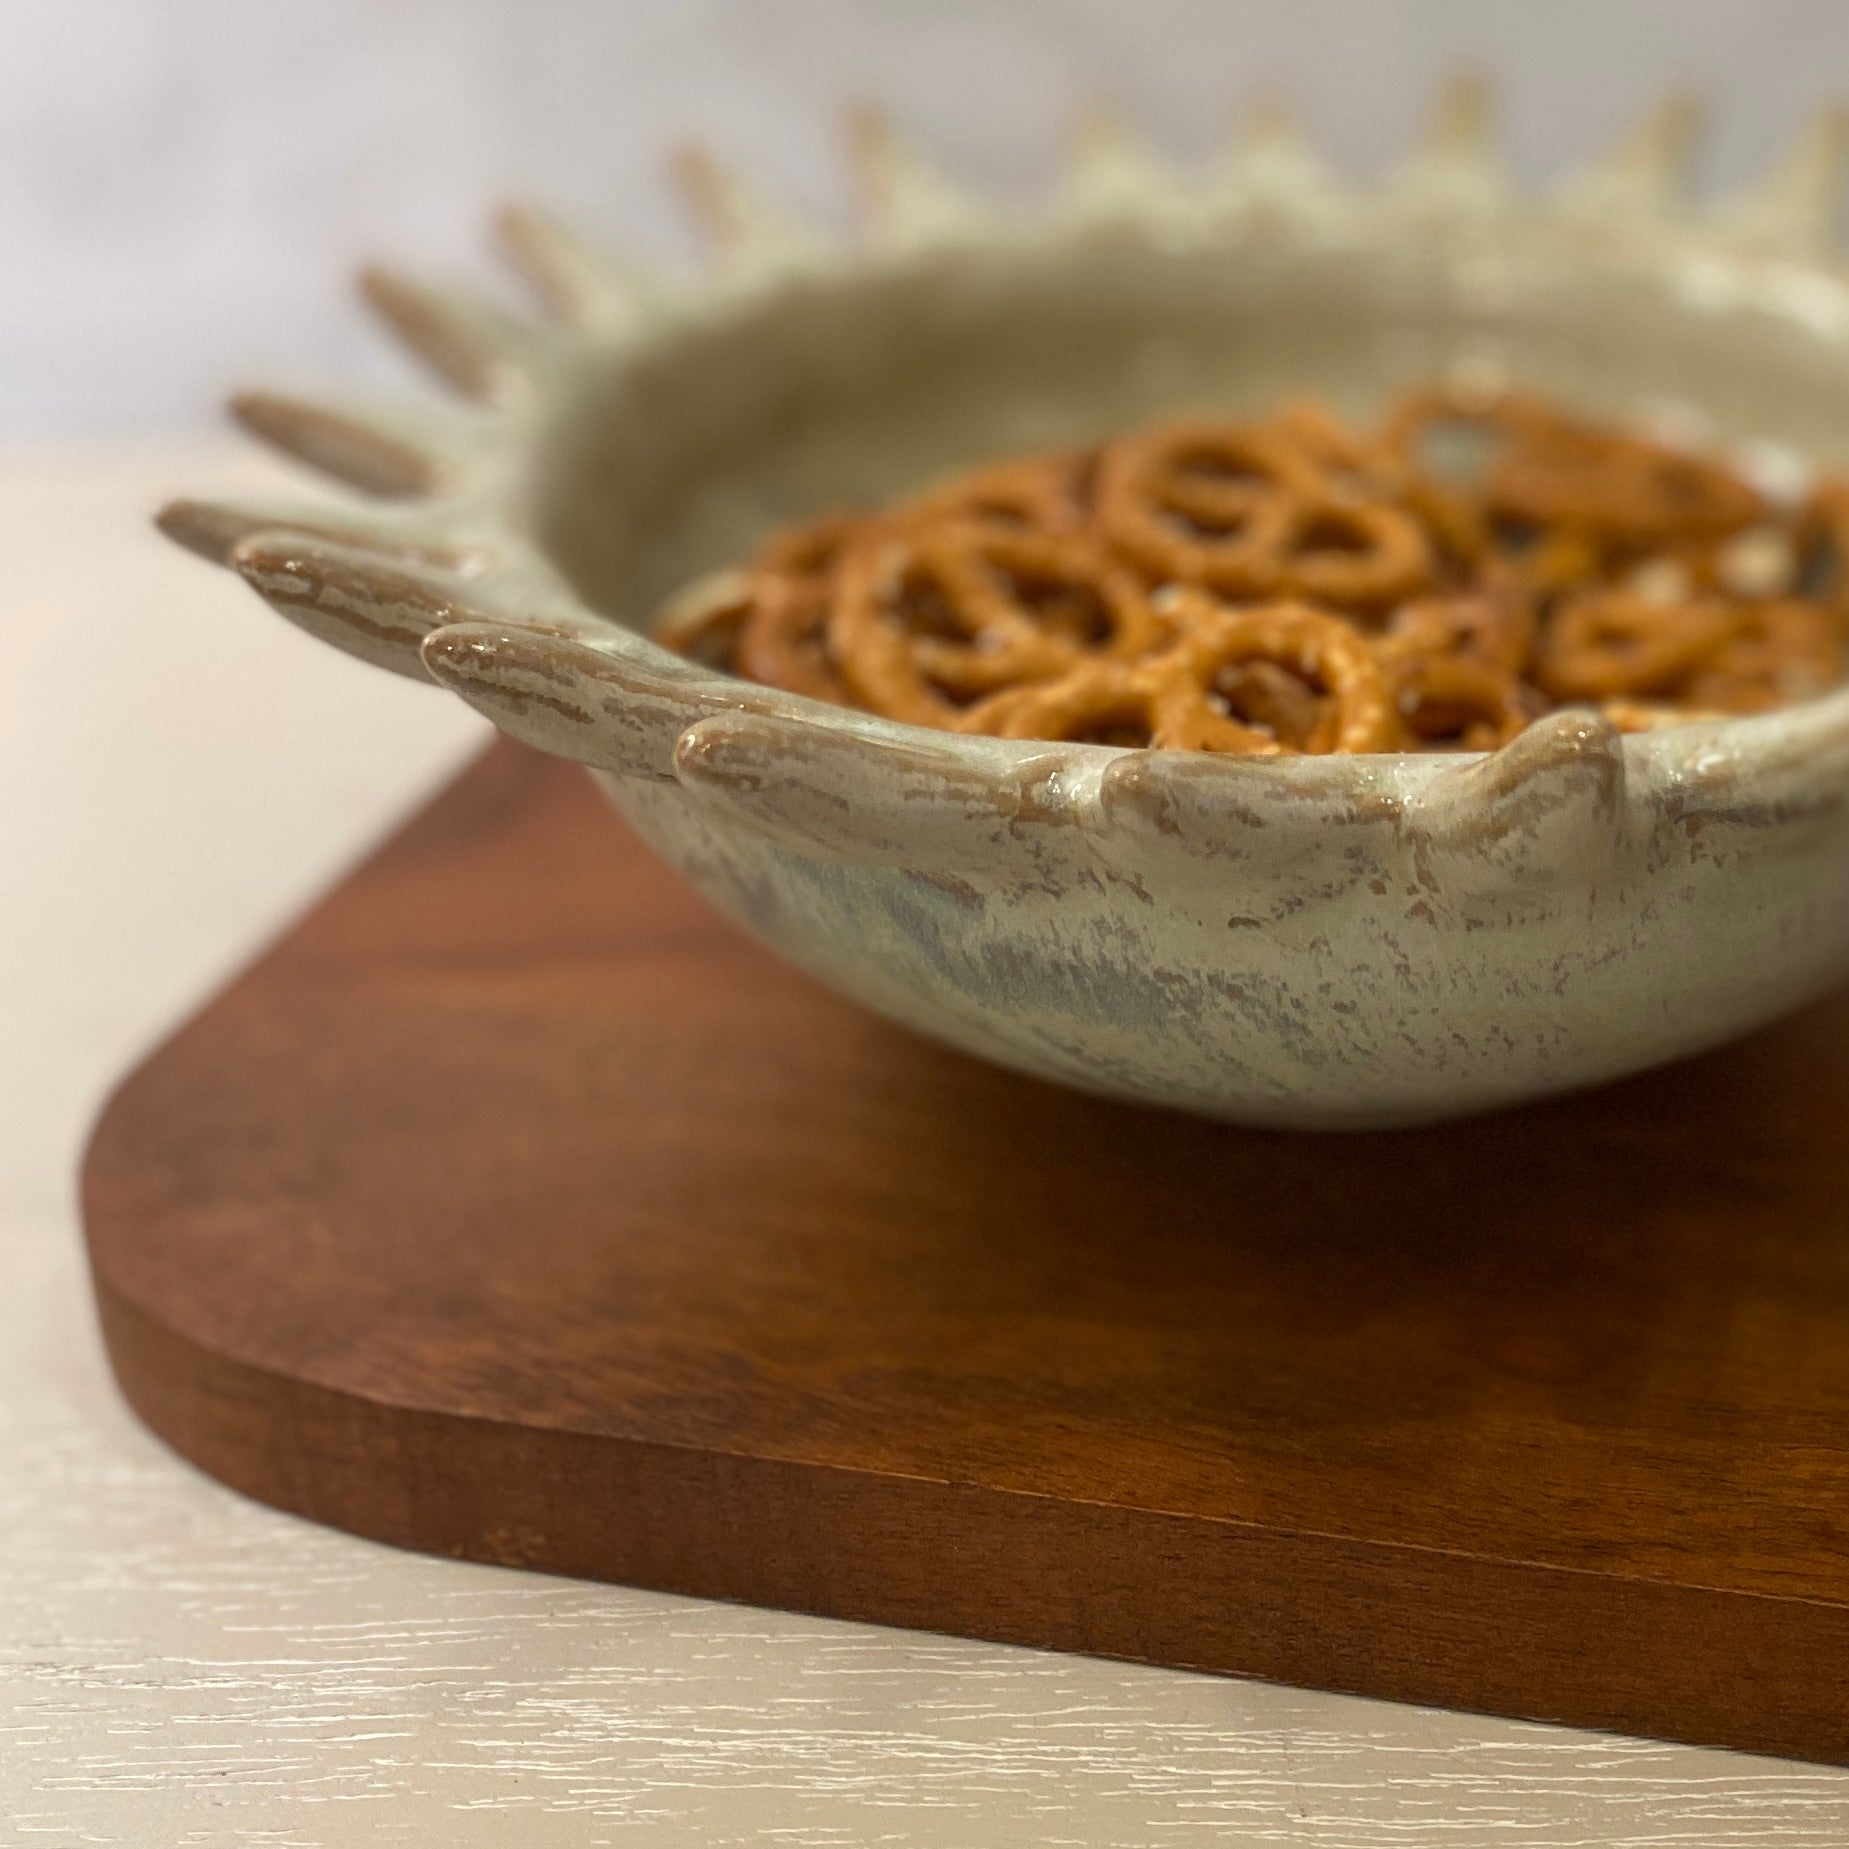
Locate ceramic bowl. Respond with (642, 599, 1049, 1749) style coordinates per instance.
(161, 86, 1849, 1128)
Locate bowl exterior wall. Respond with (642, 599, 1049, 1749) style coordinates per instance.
(598, 766, 1849, 1129)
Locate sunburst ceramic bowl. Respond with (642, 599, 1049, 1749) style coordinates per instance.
(161, 84, 1849, 1128)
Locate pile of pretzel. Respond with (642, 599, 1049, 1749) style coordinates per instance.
(655, 385, 1849, 754)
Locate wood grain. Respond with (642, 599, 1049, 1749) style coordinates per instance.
(82, 742, 1849, 1765)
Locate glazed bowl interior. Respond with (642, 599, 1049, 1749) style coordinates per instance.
(525, 219, 1849, 629)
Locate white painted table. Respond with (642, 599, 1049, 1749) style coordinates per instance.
(4, 446, 1847, 1844)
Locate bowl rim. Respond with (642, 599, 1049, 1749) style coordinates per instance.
(157, 81, 1849, 845)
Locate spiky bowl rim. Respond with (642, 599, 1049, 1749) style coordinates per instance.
(158, 80, 1849, 850)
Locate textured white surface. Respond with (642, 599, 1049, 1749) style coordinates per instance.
(11, 0, 1849, 436)
(6, 447, 1849, 1839)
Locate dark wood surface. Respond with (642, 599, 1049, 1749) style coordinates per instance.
(83, 742, 1849, 1763)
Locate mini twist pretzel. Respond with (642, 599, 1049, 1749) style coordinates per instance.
(1602, 699, 1731, 733)
(1151, 598, 1398, 753)
(1267, 396, 1396, 487)
(1209, 659, 1330, 751)
(1400, 476, 1493, 573)
(960, 662, 1159, 747)
(755, 510, 871, 579)
(1535, 589, 1737, 702)
(1381, 383, 1565, 489)
(1098, 416, 1435, 607)
(1374, 586, 1537, 676)
(1385, 654, 1539, 752)
(830, 522, 1163, 729)
(1486, 419, 1763, 553)
(1491, 525, 1605, 603)
(983, 598, 1399, 755)
(656, 509, 872, 705)
(660, 568, 856, 705)
(1382, 381, 1668, 512)
(903, 448, 1097, 532)
(1272, 492, 1435, 609)
(745, 510, 875, 703)
(967, 653, 1335, 752)
(653, 567, 754, 669)
(1388, 384, 1763, 568)
(1682, 600, 1842, 712)
(657, 390, 1846, 752)
(1294, 390, 1493, 571)
(1706, 525, 1799, 600)
(1796, 481, 1849, 619)
(1272, 395, 1486, 570)
(1372, 583, 1541, 751)
(1094, 418, 1325, 593)
(734, 573, 856, 705)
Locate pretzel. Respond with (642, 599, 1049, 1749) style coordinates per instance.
(1795, 479, 1849, 617)
(1276, 494, 1435, 609)
(1401, 477, 1493, 574)
(1276, 416, 1462, 598)
(1602, 699, 1731, 733)
(1388, 384, 1765, 571)
(1490, 426, 1762, 552)
(1208, 659, 1331, 751)
(1098, 416, 1438, 607)
(1278, 395, 1477, 564)
(659, 571, 856, 704)
(1386, 384, 1759, 537)
(656, 510, 872, 704)
(963, 662, 1162, 747)
(1380, 383, 1564, 489)
(1499, 526, 1605, 601)
(1708, 526, 1798, 600)
(1267, 396, 1401, 490)
(756, 510, 871, 578)
(1682, 600, 1842, 713)
(653, 568, 753, 669)
(903, 449, 1096, 532)
(1093, 418, 1324, 592)
(981, 599, 1398, 755)
(655, 388, 1845, 754)
(1385, 654, 1538, 751)
(1374, 586, 1537, 675)
(1534, 590, 1736, 702)
(1159, 602, 1400, 751)
(829, 522, 1163, 728)
(735, 574, 856, 705)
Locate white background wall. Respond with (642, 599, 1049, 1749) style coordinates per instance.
(7, 0, 1849, 437)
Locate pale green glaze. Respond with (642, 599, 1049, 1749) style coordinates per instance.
(162, 92, 1849, 1125)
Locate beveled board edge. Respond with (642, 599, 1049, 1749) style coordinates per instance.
(81, 1116, 1849, 1768)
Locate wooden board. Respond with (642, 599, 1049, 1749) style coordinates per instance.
(82, 741, 1849, 1765)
